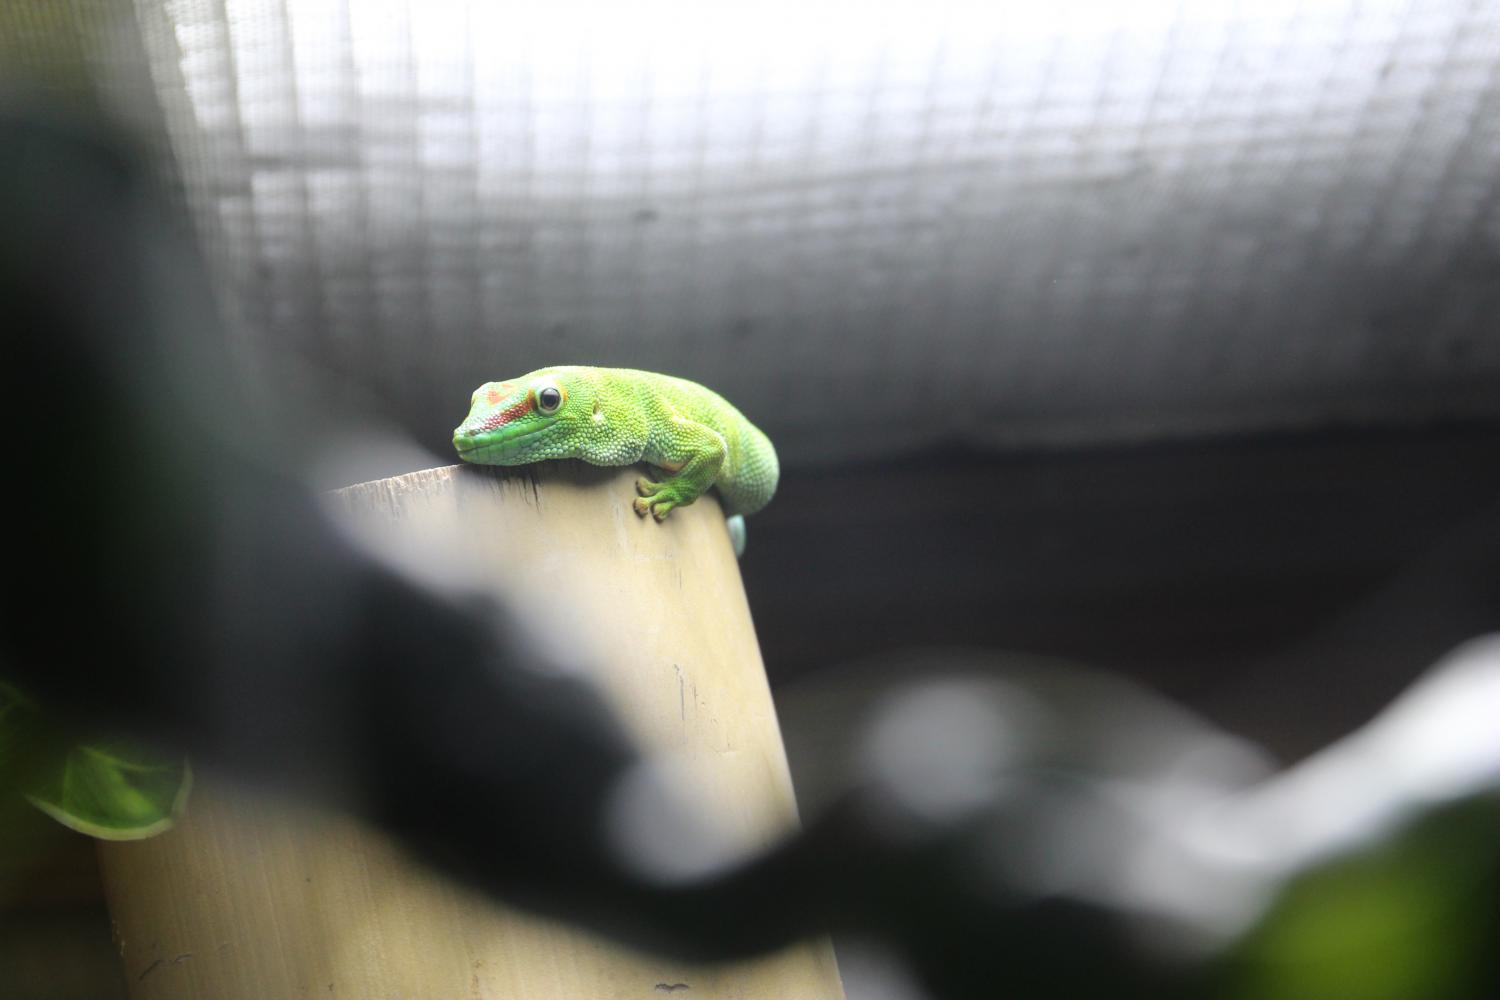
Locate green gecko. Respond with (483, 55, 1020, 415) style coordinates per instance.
(453, 366, 779, 553)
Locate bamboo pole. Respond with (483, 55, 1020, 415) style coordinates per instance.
(97, 461, 844, 999)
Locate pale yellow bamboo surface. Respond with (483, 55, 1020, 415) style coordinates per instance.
(97, 462, 844, 999)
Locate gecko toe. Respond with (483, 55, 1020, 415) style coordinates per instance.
(633, 487, 680, 520)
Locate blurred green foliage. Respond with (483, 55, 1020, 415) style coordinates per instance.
(1224, 796, 1500, 1000)
(0, 679, 189, 842)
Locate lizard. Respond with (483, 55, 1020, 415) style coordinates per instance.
(453, 366, 779, 554)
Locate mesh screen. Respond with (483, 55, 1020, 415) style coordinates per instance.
(25, 1, 1500, 461)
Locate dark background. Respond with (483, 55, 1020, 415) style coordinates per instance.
(748, 429, 1500, 761)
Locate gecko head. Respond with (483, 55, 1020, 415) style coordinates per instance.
(452, 368, 591, 465)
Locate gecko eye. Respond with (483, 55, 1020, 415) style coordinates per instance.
(536, 383, 564, 414)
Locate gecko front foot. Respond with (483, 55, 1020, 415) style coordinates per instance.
(633, 476, 690, 521)
(632, 496, 676, 521)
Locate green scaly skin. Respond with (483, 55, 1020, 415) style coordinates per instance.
(453, 367, 779, 548)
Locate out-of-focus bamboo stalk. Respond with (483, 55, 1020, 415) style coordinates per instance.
(98, 461, 843, 999)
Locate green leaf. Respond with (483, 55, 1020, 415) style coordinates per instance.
(24, 742, 192, 840)
(0, 680, 191, 840)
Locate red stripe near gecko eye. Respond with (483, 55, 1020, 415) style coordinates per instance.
(480, 395, 533, 431)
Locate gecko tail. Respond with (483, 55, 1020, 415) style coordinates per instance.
(726, 515, 747, 558)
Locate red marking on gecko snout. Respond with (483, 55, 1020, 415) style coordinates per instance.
(482, 382, 516, 406)
(480, 393, 533, 431)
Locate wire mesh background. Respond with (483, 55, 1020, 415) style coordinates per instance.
(44, 0, 1500, 462)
